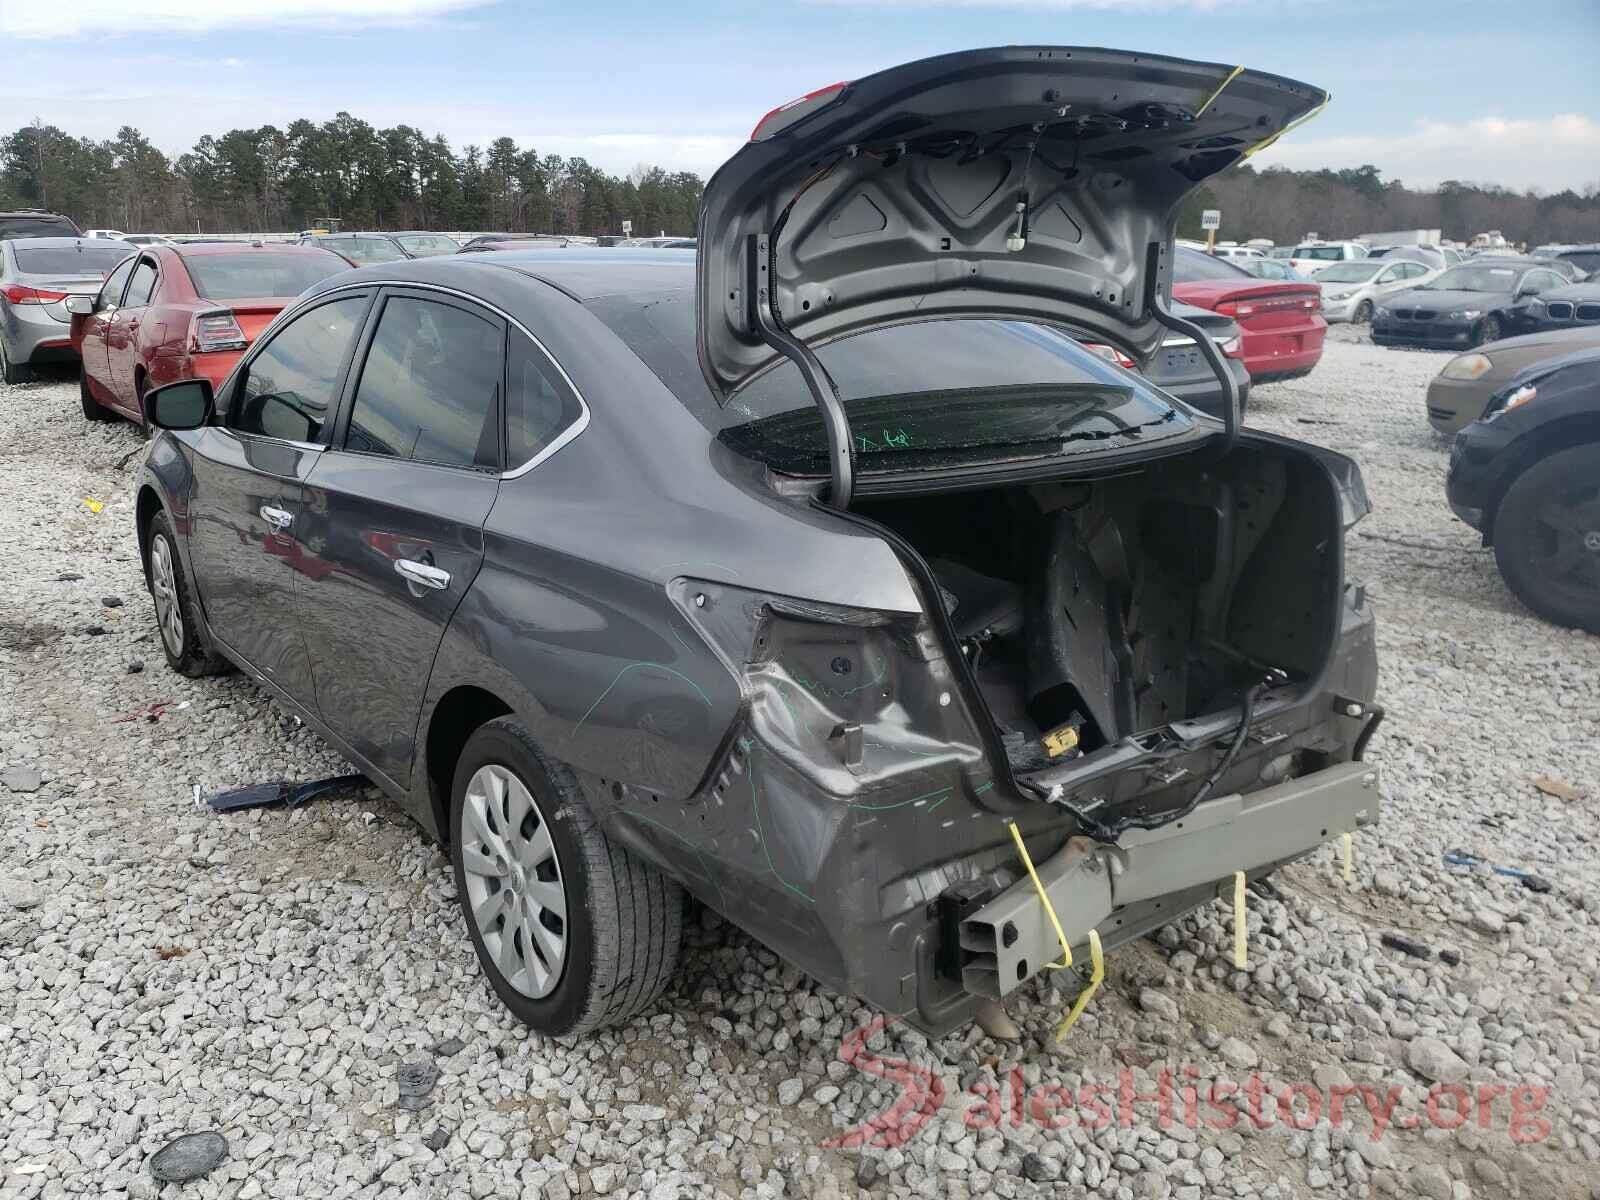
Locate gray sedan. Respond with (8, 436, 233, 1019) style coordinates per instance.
(0, 237, 135, 382)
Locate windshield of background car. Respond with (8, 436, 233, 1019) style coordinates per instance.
(342, 238, 408, 264)
(14, 243, 134, 274)
(1317, 262, 1385, 283)
(0, 216, 81, 239)
(396, 234, 459, 256)
(1425, 265, 1520, 292)
(183, 252, 351, 300)
(588, 290, 1196, 475)
(1295, 246, 1348, 260)
(1173, 249, 1251, 283)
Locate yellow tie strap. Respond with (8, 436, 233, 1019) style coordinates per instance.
(1342, 832, 1354, 884)
(1055, 929, 1104, 1043)
(1233, 871, 1248, 970)
(1195, 65, 1244, 118)
(1007, 822, 1071, 969)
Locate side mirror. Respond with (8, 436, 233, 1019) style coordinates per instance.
(145, 379, 214, 431)
(64, 294, 95, 315)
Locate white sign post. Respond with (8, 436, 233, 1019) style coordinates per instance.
(621, 220, 633, 236)
(1201, 208, 1221, 251)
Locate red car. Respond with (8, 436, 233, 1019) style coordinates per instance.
(71, 241, 352, 424)
(1172, 246, 1326, 383)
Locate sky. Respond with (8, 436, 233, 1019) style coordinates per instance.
(2, 0, 1598, 194)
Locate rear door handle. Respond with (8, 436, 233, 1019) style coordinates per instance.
(259, 505, 293, 530)
(395, 559, 451, 590)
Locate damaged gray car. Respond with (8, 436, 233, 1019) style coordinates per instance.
(136, 46, 1380, 1036)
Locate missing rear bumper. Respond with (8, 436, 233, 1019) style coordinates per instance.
(958, 760, 1380, 1000)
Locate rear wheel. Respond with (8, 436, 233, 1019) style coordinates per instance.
(450, 717, 684, 1036)
(1352, 300, 1373, 325)
(0, 338, 27, 385)
(81, 369, 115, 421)
(1492, 444, 1600, 634)
(1475, 315, 1503, 346)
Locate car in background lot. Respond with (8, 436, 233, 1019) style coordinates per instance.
(1547, 244, 1600, 278)
(1425, 325, 1600, 434)
(1366, 245, 1453, 272)
(298, 232, 414, 264)
(1502, 281, 1600, 337)
(131, 48, 1378, 1041)
(1239, 258, 1299, 282)
(85, 229, 129, 241)
(1288, 241, 1367, 276)
(1172, 247, 1326, 382)
(123, 234, 175, 247)
(393, 232, 460, 257)
(70, 241, 351, 424)
(1, 210, 83, 241)
(1313, 257, 1438, 324)
(1447, 344, 1600, 633)
(1372, 260, 1571, 349)
(1082, 300, 1251, 418)
(459, 235, 574, 252)
(1, 237, 135, 383)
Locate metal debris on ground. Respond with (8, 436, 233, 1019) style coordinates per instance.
(147, 1131, 228, 1182)
(1443, 849, 1554, 892)
(54, 572, 82, 581)
(205, 772, 368, 814)
(1381, 933, 1433, 960)
(431, 1037, 467, 1057)
(102, 595, 124, 608)
(396, 1061, 441, 1111)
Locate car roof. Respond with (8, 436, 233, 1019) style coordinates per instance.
(3, 235, 130, 249)
(316, 247, 694, 302)
(173, 241, 341, 257)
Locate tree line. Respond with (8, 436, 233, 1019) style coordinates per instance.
(0, 116, 706, 236)
(1176, 162, 1600, 248)
(4, 115, 1597, 247)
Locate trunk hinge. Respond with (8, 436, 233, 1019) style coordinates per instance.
(1143, 240, 1240, 457)
(746, 233, 855, 508)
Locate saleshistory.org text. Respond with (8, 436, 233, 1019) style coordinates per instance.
(822, 1019, 1553, 1151)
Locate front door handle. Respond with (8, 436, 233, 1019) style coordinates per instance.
(395, 559, 451, 590)
(259, 505, 293, 530)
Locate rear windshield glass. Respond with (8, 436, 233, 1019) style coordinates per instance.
(1173, 248, 1250, 283)
(588, 291, 1195, 475)
(183, 252, 350, 300)
(339, 238, 408, 264)
(1558, 251, 1600, 274)
(1295, 245, 1351, 261)
(1316, 262, 1385, 283)
(1424, 265, 1521, 293)
(14, 243, 133, 274)
(1, 216, 81, 239)
(396, 234, 459, 257)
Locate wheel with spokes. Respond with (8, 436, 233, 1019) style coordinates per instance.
(145, 510, 230, 676)
(450, 717, 684, 1034)
(1475, 314, 1503, 346)
(1353, 299, 1373, 325)
(1493, 443, 1600, 634)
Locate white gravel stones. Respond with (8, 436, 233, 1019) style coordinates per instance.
(4, 335, 1599, 1199)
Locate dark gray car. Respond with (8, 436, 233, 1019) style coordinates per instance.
(136, 47, 1379, 1038)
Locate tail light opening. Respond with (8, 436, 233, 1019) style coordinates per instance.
(1082, 342, 1137, 369)
(2, 284, 69, 305)
(190, 311, 247, 353)
(1219, 335, 1244, 359)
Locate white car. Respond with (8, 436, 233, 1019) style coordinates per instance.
(1312, 257, 1440, 323)
(82, 228, 129, 241)
(1213, 245, 1264, 261)
(1288, 241, 1368, 277)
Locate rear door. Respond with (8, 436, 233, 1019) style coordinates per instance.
(80, 255, 135, 404)
(107, 255, 159, 407)
(185, 290, 374, 703)
(296, 288, 505, 785)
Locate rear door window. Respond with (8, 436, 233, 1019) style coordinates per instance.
(230, 295, 369, 443)
(344, 295, 505, 469)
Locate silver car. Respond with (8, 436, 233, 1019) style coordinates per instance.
(1312, 257, 1439, 324)
(0, 237, 135, 382)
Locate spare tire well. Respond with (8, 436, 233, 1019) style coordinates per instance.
(425, 686, 512, 843)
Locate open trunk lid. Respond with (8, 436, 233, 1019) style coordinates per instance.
(695, 46, 1326, 403)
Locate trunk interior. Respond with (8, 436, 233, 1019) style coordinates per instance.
(856, 443, 1344, 772)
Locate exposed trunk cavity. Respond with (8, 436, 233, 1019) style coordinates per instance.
(854, 442, 1344, 773)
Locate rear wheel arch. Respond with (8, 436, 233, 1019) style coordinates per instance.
(1483, 416, 1600, 540)
(424, 684, 515, 843)
(136, 485, 165, 585)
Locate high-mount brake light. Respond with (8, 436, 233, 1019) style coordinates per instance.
(749, 82, 849, 141)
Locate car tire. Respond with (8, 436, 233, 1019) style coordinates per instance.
(1492, 443, 1600, 635)
(450, 716, 684, 1036)
(1351, 300, 1373, 325)
(145, 510, 231, 676)
(1475, 315, 1503, 346)
(81, 370, 115, 421)
(0, 338, 28, 385)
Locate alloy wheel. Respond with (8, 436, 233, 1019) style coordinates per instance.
(460, 763, 568, 999)
(1530, 489, 1600, 597)
(149, 534, 185, 657)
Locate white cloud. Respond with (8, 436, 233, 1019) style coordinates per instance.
(1251, 113, 1600, 194)
(0, 0, 489, 38)
(806, 0, 1237, 7)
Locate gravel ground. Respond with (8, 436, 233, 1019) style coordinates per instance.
(3, 333, 1598, 1200)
